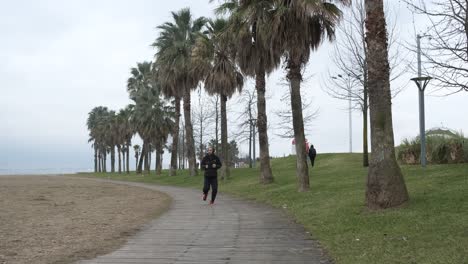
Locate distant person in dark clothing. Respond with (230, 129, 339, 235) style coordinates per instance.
(308, 145, 317, 167)
(201, 147, 222, 205)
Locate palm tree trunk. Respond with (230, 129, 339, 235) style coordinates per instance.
(156, 142, 162, 175)
(98, 150, 102, 173)
(137, 142, 146, 174)
(170, 98, 180, 176)
(220, 94, 229, 180)
(126, 142, 130, 174)
(144, 144, 150, 175)
(287, 61, 309, 192)
(249, 121, 252, 168)
(110, 146, 115, 173)
(363, 81, 369, 167)
(117, 145, 122, 173)
(147, 150, 151, 174)
(183, 90, 197, 176)
(94, 146, 98, 173)
(256, 68, 274, 184)
(122, 149, 126, 172)
(215, 95, 219, 154)
(365, 0, 409, 209)
(103, 152, 107, 173)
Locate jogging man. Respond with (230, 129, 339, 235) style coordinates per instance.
(200, 147, 222, 205)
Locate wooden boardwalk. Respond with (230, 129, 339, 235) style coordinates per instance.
(77, 180, 331, 264)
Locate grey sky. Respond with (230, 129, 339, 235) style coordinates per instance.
(2, 1, 467, 172)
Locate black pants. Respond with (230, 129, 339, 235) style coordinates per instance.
(309, 155, 316, 167)
(203, 176, 218, 202)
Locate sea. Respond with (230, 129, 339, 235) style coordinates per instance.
(0, 168, 93, 176)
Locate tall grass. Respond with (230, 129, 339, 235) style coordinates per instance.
(397, 129, 467, 164)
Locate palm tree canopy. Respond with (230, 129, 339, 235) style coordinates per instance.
(269, 0, 350, 67)
(152, 8, 207, 97)
(192, 17, 244, 98)
(127, 61, 154, 101)
(214, 0, 283, 76)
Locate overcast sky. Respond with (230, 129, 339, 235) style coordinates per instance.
(2, 0, 467, 173)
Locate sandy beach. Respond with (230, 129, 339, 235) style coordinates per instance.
(0, 176, 171, 264)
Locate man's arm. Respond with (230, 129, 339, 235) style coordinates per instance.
(215, 156, 222, 169)
(201, 157, 207, 170)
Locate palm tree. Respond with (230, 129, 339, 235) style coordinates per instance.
(215, 0, 283, 184)
(127, 62, 154, 174)
(119, 105, 134, 174)
(192, 18, 244, 179)
(87, 106, 111, 173)
(364, 0, 409, 209)
(87, 107, 103, 173)
(133, 144, 140, 172)
(153, 8, 207, 177)
(267, 0, 350, 191)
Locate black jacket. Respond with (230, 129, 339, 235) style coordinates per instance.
(309, 147, 317, 159)
(201, 154, 222, 177)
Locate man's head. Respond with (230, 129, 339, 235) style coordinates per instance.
(207, 147, 214, 155)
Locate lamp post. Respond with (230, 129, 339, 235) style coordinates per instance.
(411, 34, 432, 168)
(249, 118, 257, 167)
(332, 74, 353, 153)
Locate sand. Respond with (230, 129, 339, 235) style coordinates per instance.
(0, 176, 171, 264)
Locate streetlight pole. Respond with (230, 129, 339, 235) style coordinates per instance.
(249, 118, 257, 167)
(416, 34, 430, 167)
(348, 82, 352, 153)
(332, 74, 353, 153)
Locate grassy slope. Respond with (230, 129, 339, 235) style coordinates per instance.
(81, 153, 468, 264)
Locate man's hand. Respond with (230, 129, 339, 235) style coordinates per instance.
(205, 165, 209, 169)
(212, 164, 216, 168)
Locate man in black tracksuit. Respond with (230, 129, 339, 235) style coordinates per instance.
(308, 144, 317, 167)
(201, 147, 222, 205)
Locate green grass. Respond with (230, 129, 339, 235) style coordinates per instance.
(79, 154, 468, 264)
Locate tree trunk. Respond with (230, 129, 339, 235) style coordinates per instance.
(363, 83, 369, 167)
(137, 142, 146, 174)
(122, 149, 126, 172)
(147, 150, 151, 173)
(94, 146, 98, 173)
(117, 145, 122, 174)
(110, 146, 115, 173)
(183, 90, 197, 176)
(220, 94, 229, 180)
(170, 98, 180, 176)
(156, 142, 162, 175)
(126, 142, 130, 174)
(365, 0, 409, 209)
(98, 150, 102, 173)
(249, 120, 252, 168)
(144, 145, 150, 175)
(215, 95, 219, 154)
(103, 152, 107, 173)
(287, 61, 309, 192)
(256, 69, 274, 183)
(362, 25, 370, 168)
(135, 151, 139, 174)
(199, 118, 203, 169)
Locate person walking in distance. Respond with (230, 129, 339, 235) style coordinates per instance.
(308, 145, 317, 167)
(201, 147, 222, 205)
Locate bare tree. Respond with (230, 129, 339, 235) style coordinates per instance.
(274, 78, 319, 140)
(233, 86, 258, 168)
(207, 94, 221, 154)
(323, 0, 409, 167)
(192, 87, 215, 167)
(406, 0, 468, 93)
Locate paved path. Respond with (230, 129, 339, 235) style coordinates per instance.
(77, 180, 331, 264)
